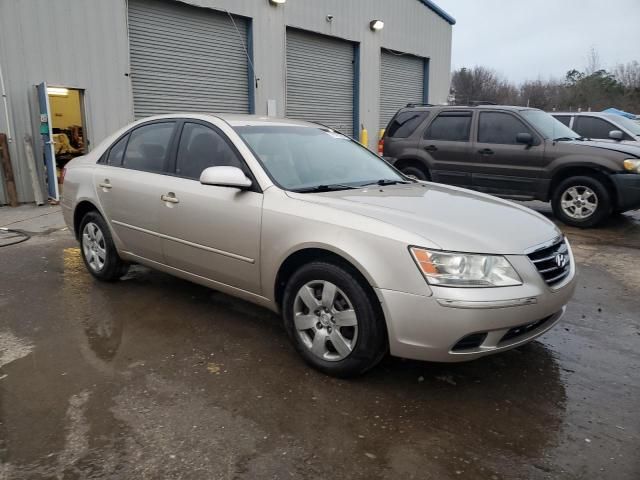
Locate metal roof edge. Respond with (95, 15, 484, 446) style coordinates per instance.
(417, 0, 456, 25)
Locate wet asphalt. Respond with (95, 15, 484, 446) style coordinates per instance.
(0, 206, 639, 479)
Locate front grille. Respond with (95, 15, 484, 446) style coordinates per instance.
(499, 315, 553, 344)
(527, 238, 571, 287)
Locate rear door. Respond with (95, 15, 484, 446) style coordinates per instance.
(94, 121, 178, 263)
(418, 111, 473, 187)
(472, 111, 544, 197)
(158, 120, 263, 294)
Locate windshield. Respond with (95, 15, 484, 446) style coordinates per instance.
(520, 110, 580, 140)
(234, 126, 406, 191)
(606, 114, 640, 136)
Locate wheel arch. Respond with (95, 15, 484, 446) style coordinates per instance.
(73, 200, 101, 240)
(393, 157, 431, 179)
(549, 164, 617, 204)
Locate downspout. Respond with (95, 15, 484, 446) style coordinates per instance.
(0, 58, 12, 143)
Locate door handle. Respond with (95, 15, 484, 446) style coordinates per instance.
(161, 193, 179, 204)
(98, 180, 112, 189)
(478, 148, 494, 155)
(424, 145, 438, 152)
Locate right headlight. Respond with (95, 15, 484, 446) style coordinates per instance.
(409, 247, 522, 287)
(623, 159, 640, 173)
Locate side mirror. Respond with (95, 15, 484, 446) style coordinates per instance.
(516, 132, 534, 145)
(609, 130, 624, 141)
(200, 166, 252, 189)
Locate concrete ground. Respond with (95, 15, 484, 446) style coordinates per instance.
(0, 203, 638, 479)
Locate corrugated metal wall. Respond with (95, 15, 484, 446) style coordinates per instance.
(128, 0, 250, 118)
(285, 29, 355, 137)
(0, 0, 452, 204)
(379, 50, 425, 130)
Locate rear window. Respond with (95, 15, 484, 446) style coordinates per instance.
(554, 115, 572, 127)
(424, 112, 472, 142)
(386, 111, 429, 138)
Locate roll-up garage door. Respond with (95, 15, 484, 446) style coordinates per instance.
(286, 29, 355, 137)
(379, 50, 425, 130)
(128, 0, 250, 118)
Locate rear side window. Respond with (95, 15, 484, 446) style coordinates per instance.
(478, 112, 531, 144)
(554, 115, 572, 127)
(573, 116, 617, 140)
(424, 112, 472, 142)
(386, 111, 429, 138)
(107, 135, 128, 166)
(123, 122, 175, 173)
(176, 123, 243, 179)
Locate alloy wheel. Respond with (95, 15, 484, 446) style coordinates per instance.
(560, 186, 598, 220)
(82, 222, 107, 272)
(292, 280, 358, 361)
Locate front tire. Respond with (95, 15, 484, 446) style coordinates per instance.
(79, 211, 129, 281)
(282, 261, 387, 377)
(551, 175, 612, 228)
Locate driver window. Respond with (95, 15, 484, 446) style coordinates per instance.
(176, 123, 243, 180)
(478, 112, 532, 145)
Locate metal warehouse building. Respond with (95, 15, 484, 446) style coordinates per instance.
(0, 0, 454, 205)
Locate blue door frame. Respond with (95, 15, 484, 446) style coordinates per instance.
(36, 82, 59, 201)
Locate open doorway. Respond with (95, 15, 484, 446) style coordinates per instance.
(36, 83, 87, 201)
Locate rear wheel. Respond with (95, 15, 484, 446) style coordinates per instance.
(551, 175, 612, 228)
(400, 164, 429, 181)
(282, 261, 387, 377)
(79, 211, 129, 281)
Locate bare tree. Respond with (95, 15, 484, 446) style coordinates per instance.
(585, 47, 601, 75)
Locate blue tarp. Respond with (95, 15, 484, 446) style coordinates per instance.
(602, 107, 637, 119)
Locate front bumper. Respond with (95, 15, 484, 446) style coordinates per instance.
(375, 253, 577, 362)
(611, 173, 640, 211)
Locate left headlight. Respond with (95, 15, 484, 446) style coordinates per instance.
(623, 159, 640, 173)
(409, 247, 522, 287)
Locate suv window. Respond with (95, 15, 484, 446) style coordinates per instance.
(554, 115, 572, 127)
(107, 135, 128, 166)
(386, 111, 429, 138)
(176, 122, 243, 179)
(123, 122, 175, 173)
(573, 116, 616, 140)
(478, 112, 531, 144)
(424, 112, 471, 142)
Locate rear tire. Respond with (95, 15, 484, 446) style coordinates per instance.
(400, 165, 429, 181)
(282, 261, 387, 377)
(79, 211, 129, 281)
(551, 175, 612, 228)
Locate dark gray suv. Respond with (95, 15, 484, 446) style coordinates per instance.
(382, 105, 640, 227)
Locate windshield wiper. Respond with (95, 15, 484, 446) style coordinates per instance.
(360, 179, 412, 187)
(291, 184, 360, 193)
(553, 137, 580, 142)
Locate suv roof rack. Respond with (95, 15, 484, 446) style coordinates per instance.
(405, 103, 433, 108)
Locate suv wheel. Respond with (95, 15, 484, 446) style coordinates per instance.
(79, 211, 129, 281)
(551, 175, 612, 228)
(400, 165, 429, 181)
(282, 261, 387, 377)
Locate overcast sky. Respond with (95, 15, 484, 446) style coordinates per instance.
(434, 0, 640, 84)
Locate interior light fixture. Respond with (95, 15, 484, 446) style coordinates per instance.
(269, 0, 286, 5)
(369, 20, 384, 31)
(47, 87, 69, 96)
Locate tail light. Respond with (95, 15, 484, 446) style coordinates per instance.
(377, 137, 384, 156)
(60, 167, 67, 184)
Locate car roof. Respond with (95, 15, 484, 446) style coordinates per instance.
(400, 105, 539, 112)
(129, 113, 319, 129)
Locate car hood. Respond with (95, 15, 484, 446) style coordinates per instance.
(286, 183, 561, 254)
(566, 139, 640, 157)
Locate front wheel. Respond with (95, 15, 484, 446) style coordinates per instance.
(282, 262, 387, 377)
(400, 165, 429, 181)
(551, 175, 612, 228)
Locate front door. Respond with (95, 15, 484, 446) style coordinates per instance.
(472, 111, 544, 198)
(36, 82, 59, 201)
(94, 121, 178, 263)
(418, 111, 473, 187)
(159, 121, 262, 294)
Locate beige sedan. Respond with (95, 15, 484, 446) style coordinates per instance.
(61, 114, 576, 376)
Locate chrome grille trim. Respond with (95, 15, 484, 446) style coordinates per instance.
(527, 237, 571, 287)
